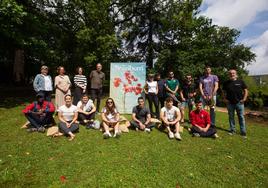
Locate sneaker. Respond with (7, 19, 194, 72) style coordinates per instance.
(174, 132, 182, 140)
(135, 127, 139, 131)
(228, 131, 235, 135)
(113, 132, 121, 138)
(103, 132, 111, 139)
(241, 132, 247, 139)
(168, 132, 174, 139)
(192, 133, 200, 137)
(86, 123, 93, 129)
(38, 127, 45, 133)
(212, 133, 219, 139)
(144, 128, 151, 133)
(27, 128, 37, 132)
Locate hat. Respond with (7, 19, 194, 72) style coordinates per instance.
(41, 65, 48, 70)
(36, 92, 45, 98)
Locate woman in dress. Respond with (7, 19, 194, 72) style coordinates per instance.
(55, 94, 79, 140)
(73, 67, 87, 105)
(101, 98, 120, 139)
(54, 66, 71, 109)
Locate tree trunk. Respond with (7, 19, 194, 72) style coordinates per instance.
(13, 49, 25, 84)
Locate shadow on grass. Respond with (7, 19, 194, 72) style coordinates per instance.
(0, 86, 35, 109)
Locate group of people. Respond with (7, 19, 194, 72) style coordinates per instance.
(22, 64, 248, 140)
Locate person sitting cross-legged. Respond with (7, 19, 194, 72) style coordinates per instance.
(56, 94, 79, 141)
(130, 97, 154, 133)
(101, 98, 121, 138)
(77, 94, 96, 129)
(22, 92, 55, 133)
(160, 97, 182, 140)
(190, 101, 218, 138)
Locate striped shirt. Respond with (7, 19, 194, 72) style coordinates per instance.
(74, 74, 87, 88)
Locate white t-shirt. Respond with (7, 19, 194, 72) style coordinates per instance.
(43, 75, 52, 91)
(147, 81, 157, 93)
(77, 99, 94, 112)
(102, 107, 118, 121)
(161, 106, 180, 121)
(58, 105, 78, 121)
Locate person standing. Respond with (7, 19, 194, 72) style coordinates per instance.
(73, 67, 87, 105)
(180, 75, 197, 123)
(223, 69, 248, 138)
(90, 63, 105, 112)
(199, 66, 219, 127)
(33, 65, 53, 101)
(190, 101, 218, 138)
(155, 73, 166, 108)
(54, 66, 71, 109)
(144, 74, 159, 118)
(165, 71, 180, 106)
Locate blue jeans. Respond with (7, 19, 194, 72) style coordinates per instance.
(227, 102, 246, 134)
(201, 96, 216, 127)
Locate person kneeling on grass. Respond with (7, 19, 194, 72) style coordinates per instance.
(101, 98, 121, 139)
(130, 97, 154, 133)
(22, 92, 55, 133)
(56, 94, 79, 141)
(190, 101, 218, 138)
(160, 97, 182, 140)
(77, 94, 97, 129)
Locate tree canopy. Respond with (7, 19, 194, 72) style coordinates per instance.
(0, 0, 255, 84)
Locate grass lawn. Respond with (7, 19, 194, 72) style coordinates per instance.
(0, 97, 267, 187)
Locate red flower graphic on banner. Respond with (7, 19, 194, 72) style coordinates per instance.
(113, 70, 143, 112)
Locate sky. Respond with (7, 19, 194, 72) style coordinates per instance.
(199, 0, 268, 75)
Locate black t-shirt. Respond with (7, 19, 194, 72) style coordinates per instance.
(132, 105, 150, 122)
(223, 79, 247, 104)
(181, 82, 196, 99)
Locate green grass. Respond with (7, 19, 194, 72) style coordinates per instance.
(0, 99, 267, 188)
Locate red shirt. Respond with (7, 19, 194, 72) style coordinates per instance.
(190, 109, 210, 128)
(22, 101, 55, 114)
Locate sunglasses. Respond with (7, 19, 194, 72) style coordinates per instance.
(107, 101, 113, 104)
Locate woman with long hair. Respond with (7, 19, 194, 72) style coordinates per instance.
(101, 98, 120, 139)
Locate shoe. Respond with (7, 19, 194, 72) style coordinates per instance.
(168, 132, 174, 139)
(192, 133, 200, 137)
(103, 132, 110, 139)
(86, 123, 93, 129)
(174, 132, 182, 140)
(113, 132, 121, 138)
(212, 133, 219, 139)
(135, 127, 139, 131)
(228, 131, 235, 135)
(38, 127, 45, 133)
(241, 132, 247, 139)
(27, 128, 37, 132)
(144, 128, 151, 133)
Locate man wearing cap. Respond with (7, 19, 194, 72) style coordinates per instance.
(33, 65, 53, 101)
(22, 93, 55, 132)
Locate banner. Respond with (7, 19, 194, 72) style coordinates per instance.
(110, 62, 146, 114)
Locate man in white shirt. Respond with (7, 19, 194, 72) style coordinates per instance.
(160, 97, 182, 140)
(77, 95, 96, 129)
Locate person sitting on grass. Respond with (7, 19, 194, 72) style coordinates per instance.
(160, 97, 182, 140)
(101, 98, 120, 139)
(77, 94, 97, 129)
(55, 94, 79, 141)
(190, 101, 218, 138)
(130, 97, 154, 133)
(22, 92, 55, 133)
